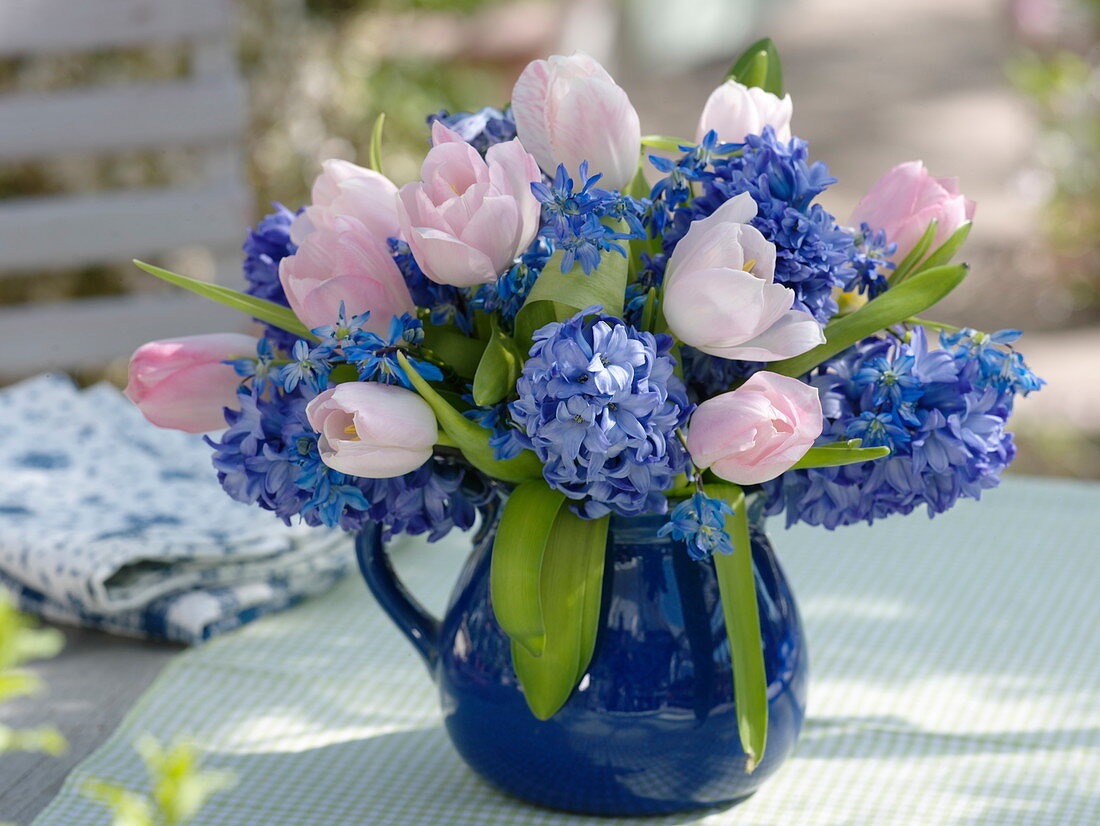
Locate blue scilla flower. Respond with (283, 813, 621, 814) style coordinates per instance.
(462, 397, 528, 461)
(427, 106, 517, 155)
(225, 336, 280, 394)
(207, 375, 490, 539)
(509, 307, 693, 519)
(469, 237, 553, 328)
(242, 203, 303, 352)
(648, 130, 740, 218)
(279, 339, 332, 393)
(532, 163, 646, 275)
(762, 326, 1041, 529)
(659, 492, 735, 560)
(623, 252, 667, 327)
(342, 313, 444, 389)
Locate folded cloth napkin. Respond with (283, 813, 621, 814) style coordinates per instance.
(0, 375, 352, 643)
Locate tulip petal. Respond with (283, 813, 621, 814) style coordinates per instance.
(666, 193, 759, 282)
(709, 308, 825, 362)
(407, 228, 501, 287)
(511, 58, 556, 176)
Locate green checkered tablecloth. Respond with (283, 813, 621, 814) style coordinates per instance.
(31, 477, 1100, 825)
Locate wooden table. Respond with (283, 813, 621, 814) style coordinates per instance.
(0, 626, 179, 826)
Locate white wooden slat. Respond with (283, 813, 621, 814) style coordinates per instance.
(0, 79, 246, 162)
(0, 185, 251, 272)
(0, 0, 231, 58)
(0, 293, 252, 376)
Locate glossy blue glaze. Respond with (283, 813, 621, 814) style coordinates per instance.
(354, 501, 807, 817)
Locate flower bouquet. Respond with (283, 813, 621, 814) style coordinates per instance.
(125, 40, 1041, 815)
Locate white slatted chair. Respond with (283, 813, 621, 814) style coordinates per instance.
(0, 0, 252, 376)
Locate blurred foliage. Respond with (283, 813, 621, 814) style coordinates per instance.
(305, 0, 503, 16)
(1008, 0, 1100, 316)
(0, 597, 66, 759)
(83, 738, 235, 826)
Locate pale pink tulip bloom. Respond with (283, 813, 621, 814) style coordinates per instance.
(125, 333, 257, 433)
(850, 161, 976, 262)
(306, 382, 437, 478)
(687, 371, 823, 486)
(662, 193, 824, 361)
(511, 51, 641, 190)
(695, 80, 793, 144)
(290, 159, 401, 246)
(396, 122, 542, 287)
(279, 216, 415, 335)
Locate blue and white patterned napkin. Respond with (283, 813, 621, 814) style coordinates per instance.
(0, 375, 352, 643)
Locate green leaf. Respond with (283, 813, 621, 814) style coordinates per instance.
(369, 113, 386, 175)
(914, 221, 972, 275)
(789, 442, 891, 471)
(514, 228, 629, 346)
(511, 508, 609, 720)
(725, 37, 784, 96)
(770, 263, 969, 378)
(396, 352, 543, 483)
(640, 134, 693, 151)
(490, 481, 566, 656)
(888, 219, 938, 285)
(472, 318, 524, 406)
(133, 261, 316, 341)
(705, 483, 768, 773)
(421, 322, 486, 379)
(82, 779, 155, 826)
(626, 162, 651, 201)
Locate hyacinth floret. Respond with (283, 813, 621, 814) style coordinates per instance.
(532, 163, 646, 275)
(762, 326, 1042, 528)
(426, 106, 517, 155)
(242, 203, 302, 352)
(509, 307, 693, 518)
(389, 238, 473, 334)
(462, 397, 528, 461)
(845, 222, 897, 298)
(469, 238, 553, 327)
(658, 492, 735, 560)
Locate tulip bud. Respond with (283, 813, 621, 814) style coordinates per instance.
(279, 218, 415, 335)
(687, 371, 823, 485)
(290, 159, 401, 246)
(662, 193, 824, 361)
(125, 333, 257, 433)
(305, 382, 437, 478)
(395, 122, 542, 288)
(695, 79, 793, 145)
(850, 161, 976, 263)
(511, 51, 641, 190)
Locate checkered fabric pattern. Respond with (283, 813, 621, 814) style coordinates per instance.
(31, 477, 1100, 825)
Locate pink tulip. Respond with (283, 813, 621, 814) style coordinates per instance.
(125, 333, 257, 433)
(279, 217, 415, 335)
(687, 371, 823, 486)
(395, 122, 541, 288)
(662, 193, 824, 361)
(511, 51, 641, 190)
(695, 79, 793, 144)
(306, 382, 437, 478)
(290, 159, 401, 246)
(850, 161, 976, 263)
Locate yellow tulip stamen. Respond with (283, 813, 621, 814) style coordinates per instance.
(344, 423, 360, 440)
(743, 258, 757, 273)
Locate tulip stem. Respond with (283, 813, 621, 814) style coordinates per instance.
(435, 431, 459, 449)
(904, 316, 961, 333)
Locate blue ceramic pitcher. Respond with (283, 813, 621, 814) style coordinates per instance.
(355, 498, 807, 816)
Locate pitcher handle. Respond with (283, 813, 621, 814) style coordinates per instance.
(354, 523, 440, 675)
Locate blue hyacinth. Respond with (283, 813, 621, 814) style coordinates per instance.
(509, 308, 693, 518)
(242, 203, 302, 352)
(426, 106, 517, 155)
(845, 222, 897, 298)
(762, 326, 1043, 528)
(469, 238, 553, 329)
(208, 344, 490, 539)
(659, 492, 735, 560)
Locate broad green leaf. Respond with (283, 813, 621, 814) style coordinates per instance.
(396, 352, 543, 483)
(369, 113, 386, 175)
(640, 134, 693, 151)
(725, 37, 784, 96)
(626, 162, 651, 201)
(789, 443, 890, 471)
(472, 318, 524, 406)
(133, 260, 316, 341)
(512, 508, 609, 720)
(490, 481, 566, 656)
(514, 229, 629, 346)
(770, 263, 968, 378)
(421, 322, 486, 379)
(706, 483, 768, 773)
(914, 221, 972, 275)
(888, 219, 938, 285)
